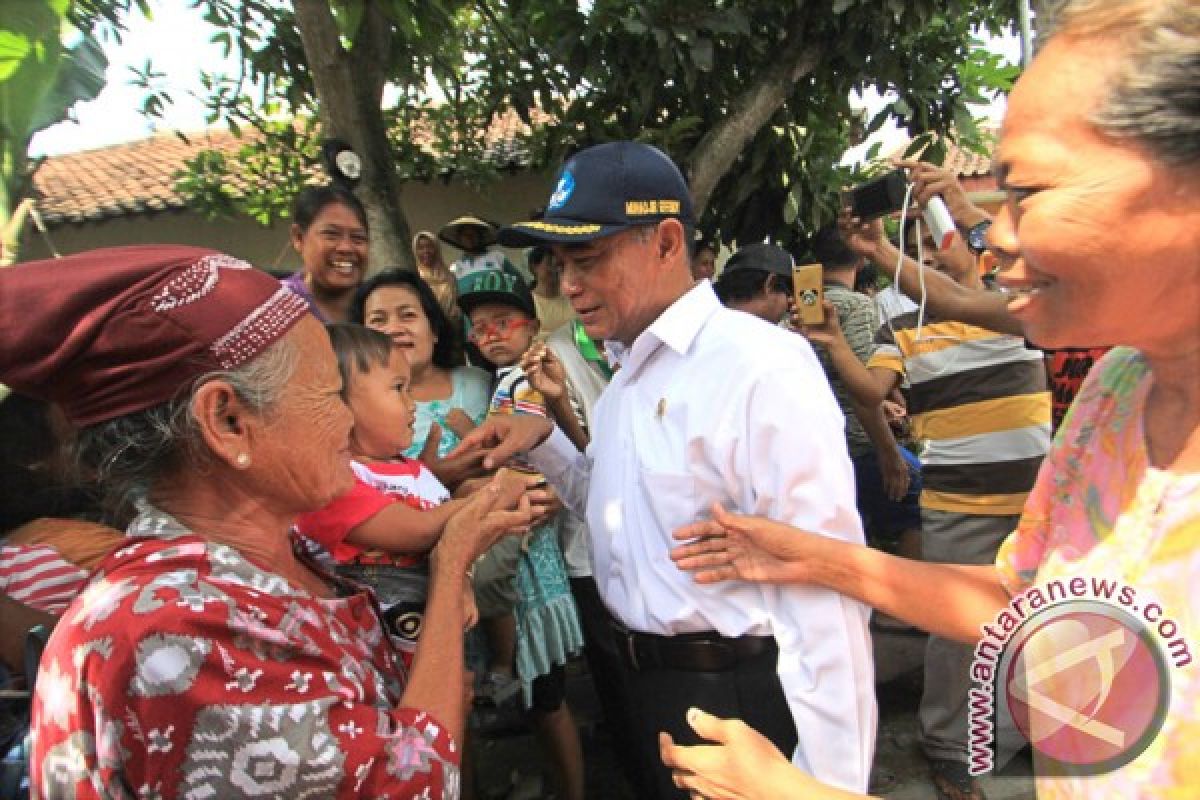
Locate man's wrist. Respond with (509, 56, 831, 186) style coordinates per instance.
(954, 204, 991, 232)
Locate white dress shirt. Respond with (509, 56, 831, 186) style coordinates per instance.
(529, 282, 876, 791)
(544, 322, 612, 578)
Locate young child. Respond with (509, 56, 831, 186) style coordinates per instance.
(294, 324, 476, 667)
(457, 268, 586, 800)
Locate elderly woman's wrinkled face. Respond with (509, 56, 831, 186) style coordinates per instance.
(363, 285, 438, 374)
(989, 36, 1200, 350)
(251, 317, 354, 512)
(291, 202, 368, 293)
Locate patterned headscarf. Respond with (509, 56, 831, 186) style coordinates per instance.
(0, 245, 310, 427)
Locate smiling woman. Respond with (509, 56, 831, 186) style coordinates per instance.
(351, 269, 492, 491)
(283, 184, 370, 323)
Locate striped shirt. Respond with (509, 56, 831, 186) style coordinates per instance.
(867, 311, 1051, 515)
(0, 543, 89, 614)
(812, 284, 880, 457)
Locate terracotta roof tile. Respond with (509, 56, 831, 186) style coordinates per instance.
(32, 109, 546, 227)
(887, 128, 998, 184)
(33, 130, 246, 225)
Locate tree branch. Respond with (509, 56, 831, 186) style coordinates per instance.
(474, 0, 570, 98)
(686, 14, 823, 216)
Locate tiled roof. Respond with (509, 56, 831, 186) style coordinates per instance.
(32, 130, 248, 225)
(31, 110, 541, 227)
(887, 130, 998, 191)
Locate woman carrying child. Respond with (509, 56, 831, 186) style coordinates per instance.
(293, 324, 482, 666)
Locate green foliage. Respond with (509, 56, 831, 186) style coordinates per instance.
(1, 0, 127, 262)
(474, 0, 1016, 250)
(142, 0, 493, 227)
(162, 0, 1016, 249)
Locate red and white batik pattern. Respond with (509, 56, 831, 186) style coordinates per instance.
(30, 507, 458, 799)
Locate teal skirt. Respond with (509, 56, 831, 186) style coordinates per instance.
(513, 520, 584, 708)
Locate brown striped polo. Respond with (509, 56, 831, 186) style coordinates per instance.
(867, 310, 1051, 515)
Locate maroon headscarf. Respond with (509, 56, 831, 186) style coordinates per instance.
(0, 245, 310, 428)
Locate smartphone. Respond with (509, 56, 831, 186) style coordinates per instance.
(842, 168, 908, 220)
(792, 263, 824, 325)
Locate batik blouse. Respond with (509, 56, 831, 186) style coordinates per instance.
(31, 507, 459, 799)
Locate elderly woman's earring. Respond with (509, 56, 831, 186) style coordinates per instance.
(235, 453, 251, 469)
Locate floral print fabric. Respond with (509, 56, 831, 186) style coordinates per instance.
(30, 507, 459, 799)
(996, 348, 1200, 798)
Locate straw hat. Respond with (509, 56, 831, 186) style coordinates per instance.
(438, 216, 498, 250)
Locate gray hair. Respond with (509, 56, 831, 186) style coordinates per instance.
(629, 221, 698, 250)
(1042, 0, 1199, 168)
(72, 336, 299, 517)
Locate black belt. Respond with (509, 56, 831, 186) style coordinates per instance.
(610, 620, 777, 673)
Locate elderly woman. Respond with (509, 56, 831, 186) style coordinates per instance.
(0, 246, 532, 798)
(412, 230, 461, 327)
(352, 269, 491, 489)
(283, 185, 369, 323)
(661, 1, 1199, 798)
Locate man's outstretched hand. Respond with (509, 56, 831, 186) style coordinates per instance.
(450, 414, 555, 471)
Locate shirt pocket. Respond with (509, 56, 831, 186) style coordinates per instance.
(638, 469, 699, 540)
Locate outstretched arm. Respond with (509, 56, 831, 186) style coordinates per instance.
(794, 300, 898, 408)
(671, 503, 1011, 645)
(418, 422, 489, 490)
(405, 472, 533, 740)
(898, 159, 992, 231)
(520, 343, 589, 452)
(839, 213, 1021, 336)
(347, 497, 467, 554)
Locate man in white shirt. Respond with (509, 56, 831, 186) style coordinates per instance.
(456, 141, 875, 797)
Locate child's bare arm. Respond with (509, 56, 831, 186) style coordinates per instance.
(520, 344, 589, 451)
(545, 392, 589, 452)
(346, 497, 468, 554)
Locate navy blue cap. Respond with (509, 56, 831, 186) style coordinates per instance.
(722, 243, 793, 278)
(456, 268, 536, 319)
(498, 141, 695, 247)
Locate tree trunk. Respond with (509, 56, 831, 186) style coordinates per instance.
(291, 0, 414, 272)
(686, 14, 822, 217)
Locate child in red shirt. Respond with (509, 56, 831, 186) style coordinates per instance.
(295, 324, 476, 666)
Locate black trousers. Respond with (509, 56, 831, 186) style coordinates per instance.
(569, 577, 658, 798)
(610, 629, 797, 800)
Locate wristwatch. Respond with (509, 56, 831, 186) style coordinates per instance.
(966, 220, 992, 255)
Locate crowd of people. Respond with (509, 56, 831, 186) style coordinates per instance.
(0, 1, 1196, 798)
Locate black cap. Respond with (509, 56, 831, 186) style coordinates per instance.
(499, 141, 694, 247)
(722, 243, 793, 278)
(456, 268, 536, 318)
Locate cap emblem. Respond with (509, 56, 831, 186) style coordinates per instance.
(549, 170, 575, 210)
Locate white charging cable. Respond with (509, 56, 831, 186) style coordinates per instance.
(887, 182, 967, 380)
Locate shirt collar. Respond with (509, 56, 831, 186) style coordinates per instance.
(607, 281, 720, 376)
